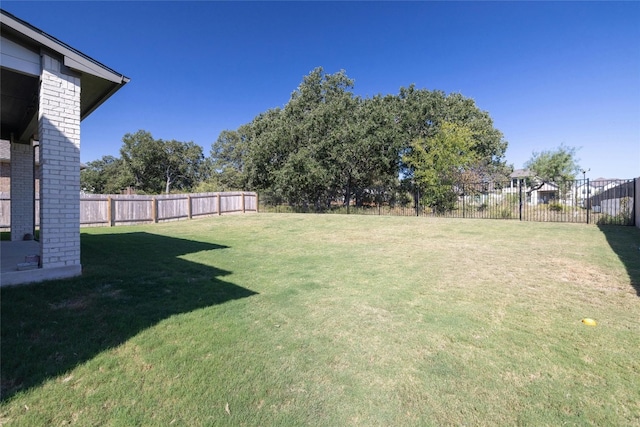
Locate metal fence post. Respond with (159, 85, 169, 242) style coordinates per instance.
(519, 181, 523, 221)
(634, 178, 637, 227)
(586, 178, 590, 224)
(463, 185, 466, 219)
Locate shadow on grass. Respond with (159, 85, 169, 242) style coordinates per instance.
(597, 225, 640, 297)
(0, 231, 257, 401)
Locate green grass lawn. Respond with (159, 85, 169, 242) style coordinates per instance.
(2, 214, 639, 426)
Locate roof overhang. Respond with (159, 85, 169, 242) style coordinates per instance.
(0, 9, 129, 141)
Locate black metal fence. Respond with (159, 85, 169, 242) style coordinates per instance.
(260, 178, 636, 226)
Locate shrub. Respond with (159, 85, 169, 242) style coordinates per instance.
(500, 208, 513, 219)
(548, 202, 564, 212)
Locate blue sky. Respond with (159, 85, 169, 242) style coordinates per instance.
(4, 1, 639, 179)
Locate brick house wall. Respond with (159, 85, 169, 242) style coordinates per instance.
(0, 141, 9, 193)
(1, 9, 128, 285)
(37, 53, 82, 270)
(9, 142, 34, 240)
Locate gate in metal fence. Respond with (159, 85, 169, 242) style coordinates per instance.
(261, 178, 636, 226)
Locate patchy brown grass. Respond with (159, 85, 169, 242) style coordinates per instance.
(2, 215, 639, 426)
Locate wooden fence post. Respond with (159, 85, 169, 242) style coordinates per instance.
(152, 197, 158, 223)
(107, 196, 114, 227)
(69, 192, 258, 229)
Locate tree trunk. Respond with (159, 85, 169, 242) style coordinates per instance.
(355, 189, 364, 207)
(344, 175, 352, 208)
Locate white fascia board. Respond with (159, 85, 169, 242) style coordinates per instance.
(1, 11, 128, 84)
(63, 55, 123, 84)
(0, 35, 39, 76)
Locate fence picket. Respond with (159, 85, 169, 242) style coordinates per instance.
(260, 178, 636, 226)
(0, 192, 258, 230)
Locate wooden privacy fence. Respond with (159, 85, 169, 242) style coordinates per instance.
(0, 192, 258, 229)
(84, 192, 257, 226)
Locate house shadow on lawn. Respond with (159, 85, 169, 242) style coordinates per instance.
(0, 232, 257, 401)
(597, 225, 640, 297)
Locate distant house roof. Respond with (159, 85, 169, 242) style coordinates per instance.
(591, 177, 621, 186)
(510, 169, 533, 178)
(536, 182, 558, 191)
(1, 9, 130, 141)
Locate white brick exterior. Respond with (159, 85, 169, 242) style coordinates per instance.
(38, 53, 82, 273)
(9, 142, 34, 241)
(2, 10, 128, 285)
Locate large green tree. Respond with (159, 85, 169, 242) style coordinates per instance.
(205, 128, 250, 191)
(396, 86, 509, 182)
(336, 94, 402, 207)
(120, 130, 205, 194)
(223, 68, 508, 210)
(243, 68, 362, 209)
(241, 68, 406, 209)
(243, 108, 288, 201)
(280, 68, 358, 208)
(160, 139, 205, 194)
(524, 144, 581, 182)
(80, 155, 133, 194)
(120, 130, 164, 193)
(405, 122, 479, 212)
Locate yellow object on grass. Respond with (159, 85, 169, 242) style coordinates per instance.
(581, 318, 597, 326)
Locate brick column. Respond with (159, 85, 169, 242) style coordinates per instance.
(38, 53, 82, 276)
(9, 142, 35, 241)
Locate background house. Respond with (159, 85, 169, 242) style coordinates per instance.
(506, 169, 561, 205)
(508, 169, 532, 192)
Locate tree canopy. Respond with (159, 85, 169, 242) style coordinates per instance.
(82, 67, 509, 207)
(231, 67, 509, 209)
(405, 122, 479, 211)
(80, 155, 132, 194)
(81, 131, 206, 194)
(120, 130, 205, 194)
(524, 144, 581, 182)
